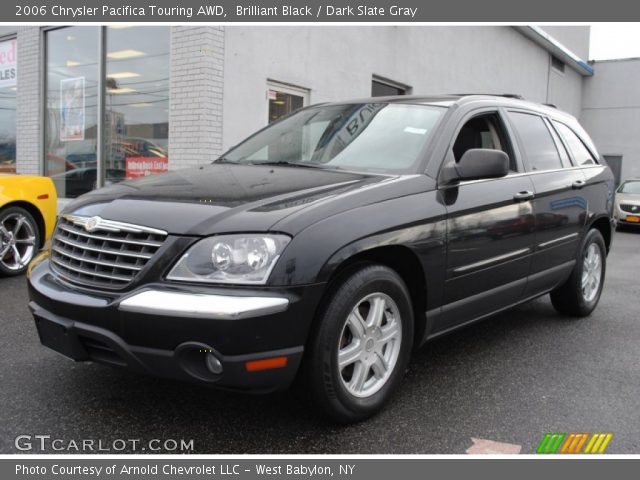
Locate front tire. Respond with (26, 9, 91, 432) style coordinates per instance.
(550, 229, 606, 317)
(306, 264, 414, 423)
(0, 206, 41, 277)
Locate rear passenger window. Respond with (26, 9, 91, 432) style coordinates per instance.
(508, 112, 563, 171)
(552, 121, 596, 165)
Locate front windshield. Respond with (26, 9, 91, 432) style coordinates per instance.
(221, 103, 445, 173)
(618, 181, 640, 194)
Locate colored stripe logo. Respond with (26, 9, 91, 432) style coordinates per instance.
(537, 433, 613, 454)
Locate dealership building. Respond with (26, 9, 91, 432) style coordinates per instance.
(0, 25, 637, 208)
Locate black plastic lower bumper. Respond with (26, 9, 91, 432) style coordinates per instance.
(30, 303, 303, 392)
(616, 218, 640, 227)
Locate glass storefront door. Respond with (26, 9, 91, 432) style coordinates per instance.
(105, 26, 169, 184)
(45, 27, 99, 198)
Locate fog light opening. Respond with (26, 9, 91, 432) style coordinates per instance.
(175, 342, 223, 382)
(205, 352, 223, 375)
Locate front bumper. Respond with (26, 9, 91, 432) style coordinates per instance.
(615, 216, 640, 226)
(27, 255, 325, 393)
(614, 204, 640, 226)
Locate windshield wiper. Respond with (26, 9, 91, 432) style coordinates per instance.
(214, 157, 241, 164)
(248, 160, 334, 169)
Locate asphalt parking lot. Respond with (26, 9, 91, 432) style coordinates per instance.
(1, 231, 639, 454)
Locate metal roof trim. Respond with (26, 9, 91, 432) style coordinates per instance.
(514, 26, 594, 76)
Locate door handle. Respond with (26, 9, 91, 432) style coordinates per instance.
(572, 180, 586, 189)
(513, 191, 534, 202)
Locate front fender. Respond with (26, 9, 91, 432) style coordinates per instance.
(268, 190, 447, 301)
(0, 176, 58, 240)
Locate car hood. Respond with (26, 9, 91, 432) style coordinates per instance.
(615, 193, 640, 204)
(62, 164, 411, 235)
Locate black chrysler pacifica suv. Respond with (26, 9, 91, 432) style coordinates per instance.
(28, 95, 614, 422)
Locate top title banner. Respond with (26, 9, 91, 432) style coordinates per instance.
(4, 0, 640, 22)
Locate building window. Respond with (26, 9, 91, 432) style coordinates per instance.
(44, 26, 169, 199)
(267, 81, 308, 124)
(371, 76, 411, 97)
(551, 55, 565, 73)
(0, 37, 17, 173)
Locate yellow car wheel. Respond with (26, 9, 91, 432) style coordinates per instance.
(0, 205, 41, 276)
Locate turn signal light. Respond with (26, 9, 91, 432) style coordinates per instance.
(245, 356, 288, 372)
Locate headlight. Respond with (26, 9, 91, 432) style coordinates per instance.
(167, 234, 290, 285)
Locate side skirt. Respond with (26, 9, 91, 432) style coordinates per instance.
(419, 260, 576, 345)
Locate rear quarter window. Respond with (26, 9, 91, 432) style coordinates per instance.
(552, 121, 597, 166)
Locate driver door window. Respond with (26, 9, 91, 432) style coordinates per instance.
(452, 113, 517, 172)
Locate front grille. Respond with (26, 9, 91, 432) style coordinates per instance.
(51, 215, 167, 289)
(620, 204, 640, 214)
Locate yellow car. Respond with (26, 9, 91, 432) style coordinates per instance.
(0, 174, 57, 276)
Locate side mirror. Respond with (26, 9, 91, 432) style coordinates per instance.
(442, 149, 510, 183)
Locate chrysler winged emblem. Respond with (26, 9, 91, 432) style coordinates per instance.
(62, 214, 167, 235)
(84, 216, 101, 232)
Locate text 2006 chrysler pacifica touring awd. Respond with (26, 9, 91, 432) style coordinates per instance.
(28, 95, 614, 422)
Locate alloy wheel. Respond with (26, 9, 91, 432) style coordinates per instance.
(337, 292, 402, 398)
(581, 243, 602, 302)
(0, 213, 37, 272)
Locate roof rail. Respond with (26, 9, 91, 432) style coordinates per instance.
(453, 93, 525, 100)
(543, 103, 557, 108)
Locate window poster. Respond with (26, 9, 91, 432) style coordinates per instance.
(60, 76, 85, 141)
(0, 38, 17, 89)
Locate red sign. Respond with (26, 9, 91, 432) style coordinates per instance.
(0, 39, 17, 89)
(125, 157, 168, 179)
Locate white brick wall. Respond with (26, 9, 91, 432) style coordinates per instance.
(16, 27, 41, 175)
(169, 27, 225, 169)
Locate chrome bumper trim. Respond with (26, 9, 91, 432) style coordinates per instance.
(118, 290, 290, 320)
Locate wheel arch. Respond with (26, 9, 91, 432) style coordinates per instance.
(587, 215, 613, 253)
(323, 245, 428, 350)
(0, 201, 46, 248)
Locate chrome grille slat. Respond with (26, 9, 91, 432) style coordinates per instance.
(52, 246, 143, 271)
(57, 223, 164, 247)
(50, 216, 167, 289)
(54, 235, 154, 260)
(51, 257, 133, 282)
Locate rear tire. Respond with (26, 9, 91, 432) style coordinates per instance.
(0, 206, 41, 277)
(550, 229, 606, 317)
(305, 264, 414, 423)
